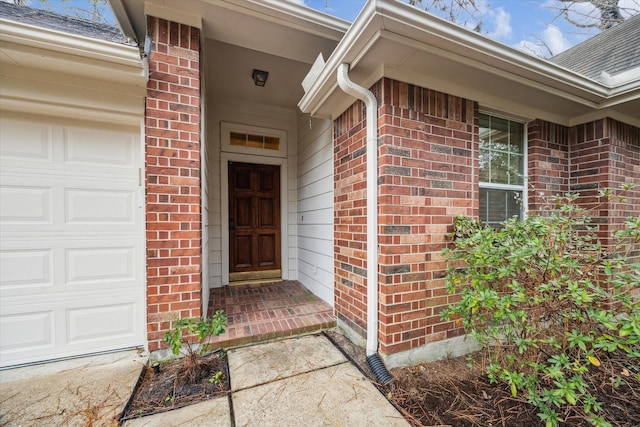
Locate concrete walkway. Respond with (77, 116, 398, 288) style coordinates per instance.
(0, 334, 409, 427)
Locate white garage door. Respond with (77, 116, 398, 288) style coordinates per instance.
(0, 112, 145, 368)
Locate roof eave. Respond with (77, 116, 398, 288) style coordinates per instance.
(299, 0, 637, 125)
(111, 0, 350, 50)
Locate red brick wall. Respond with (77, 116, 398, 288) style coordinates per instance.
(527, 120, 570, 213)
(333, 80, 638, 357)
(145, 17, 202, 351)
(333, 78, 476, 355)
(375, 79, 476, 355)
(334, 99, 369, 338)
(601, 120, 640, 231)
(570, 119, 640, 247)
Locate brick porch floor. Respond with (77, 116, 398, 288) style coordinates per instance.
(207, 280, 336, 349)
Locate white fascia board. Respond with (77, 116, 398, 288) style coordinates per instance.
(0, 19, 141, 70)
(299, 0, 637, 119)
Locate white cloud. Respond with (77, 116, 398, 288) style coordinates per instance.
(543, 24, 571, 54)
(514, 24, 572, 58)
(443, 0, 512, 42)
(487, 7, 512, 40)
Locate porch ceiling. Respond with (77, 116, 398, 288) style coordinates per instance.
(204, 39, 310, 109)
(112, 0, 348, 109)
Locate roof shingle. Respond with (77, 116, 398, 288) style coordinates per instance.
(550, 14, 640, 80)
(0, 1, 130, 45)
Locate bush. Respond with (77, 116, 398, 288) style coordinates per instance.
(442, 190, 640, 427)
(162, 310, 228, 385)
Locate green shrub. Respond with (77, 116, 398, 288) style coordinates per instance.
(162, 310, 228, 385)
(163, 310, 228, 357)
(442, 190, 639, 427)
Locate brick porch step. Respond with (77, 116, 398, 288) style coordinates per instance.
(206, 280, 336, 349)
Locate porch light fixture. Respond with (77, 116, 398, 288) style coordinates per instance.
(252, 69, 269, 87)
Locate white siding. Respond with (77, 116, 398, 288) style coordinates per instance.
(296, 112, 334, 306)
(206, 99, 298, 287)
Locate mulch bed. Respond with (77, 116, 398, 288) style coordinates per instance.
(325, 329, 640, 427)
(389, 352, 640, 426)
(118, 350, 229, 424)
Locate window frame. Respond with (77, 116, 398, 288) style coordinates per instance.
(478, 112, 528, 225)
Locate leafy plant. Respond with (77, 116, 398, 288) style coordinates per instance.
(162, 310, 228, 385)
(209, 371, 223, 384)
(442, 188, 640, 427)
(163, 310, 227, 356)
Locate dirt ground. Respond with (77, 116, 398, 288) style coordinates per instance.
(118, 351, 229, 423)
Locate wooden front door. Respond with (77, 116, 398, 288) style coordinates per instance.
(229, 162, 281, 281)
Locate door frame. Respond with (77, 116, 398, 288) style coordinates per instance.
(221, 152, 288, 285)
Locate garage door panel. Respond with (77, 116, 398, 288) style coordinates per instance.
(0, 249, 53, 290)
(66, 188, 136, 225)
(1, 174, 139, 233)
(0, 310, 55, 353)
(0, 185, 53, 224)
(0, 116, 53, 162)
(66, 246, 135, 285)
(64, 126, 137, 168)
(0, 293, 142, 367)
(67, 303, 136, 344)
(1, 112, 139, 174)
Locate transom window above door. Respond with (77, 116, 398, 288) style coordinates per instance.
(478, 113, 526, 227)
(222, 122, 287, 158)
(230, 132, 280, 151)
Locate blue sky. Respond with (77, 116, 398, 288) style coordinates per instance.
(14, 0, 640, 56)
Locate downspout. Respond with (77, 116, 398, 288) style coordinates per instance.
(336, 63, 392, 384)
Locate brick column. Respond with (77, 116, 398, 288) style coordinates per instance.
(570, 119, 640, 247)
(375, 79, 475, 355)
(527, 120, 570, 214)
(145, 17, 202, 351)
(333, 78, 477, 356)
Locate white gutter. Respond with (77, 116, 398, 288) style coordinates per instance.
(336, 63, 379, 357)
(0, 18, 142, 68)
